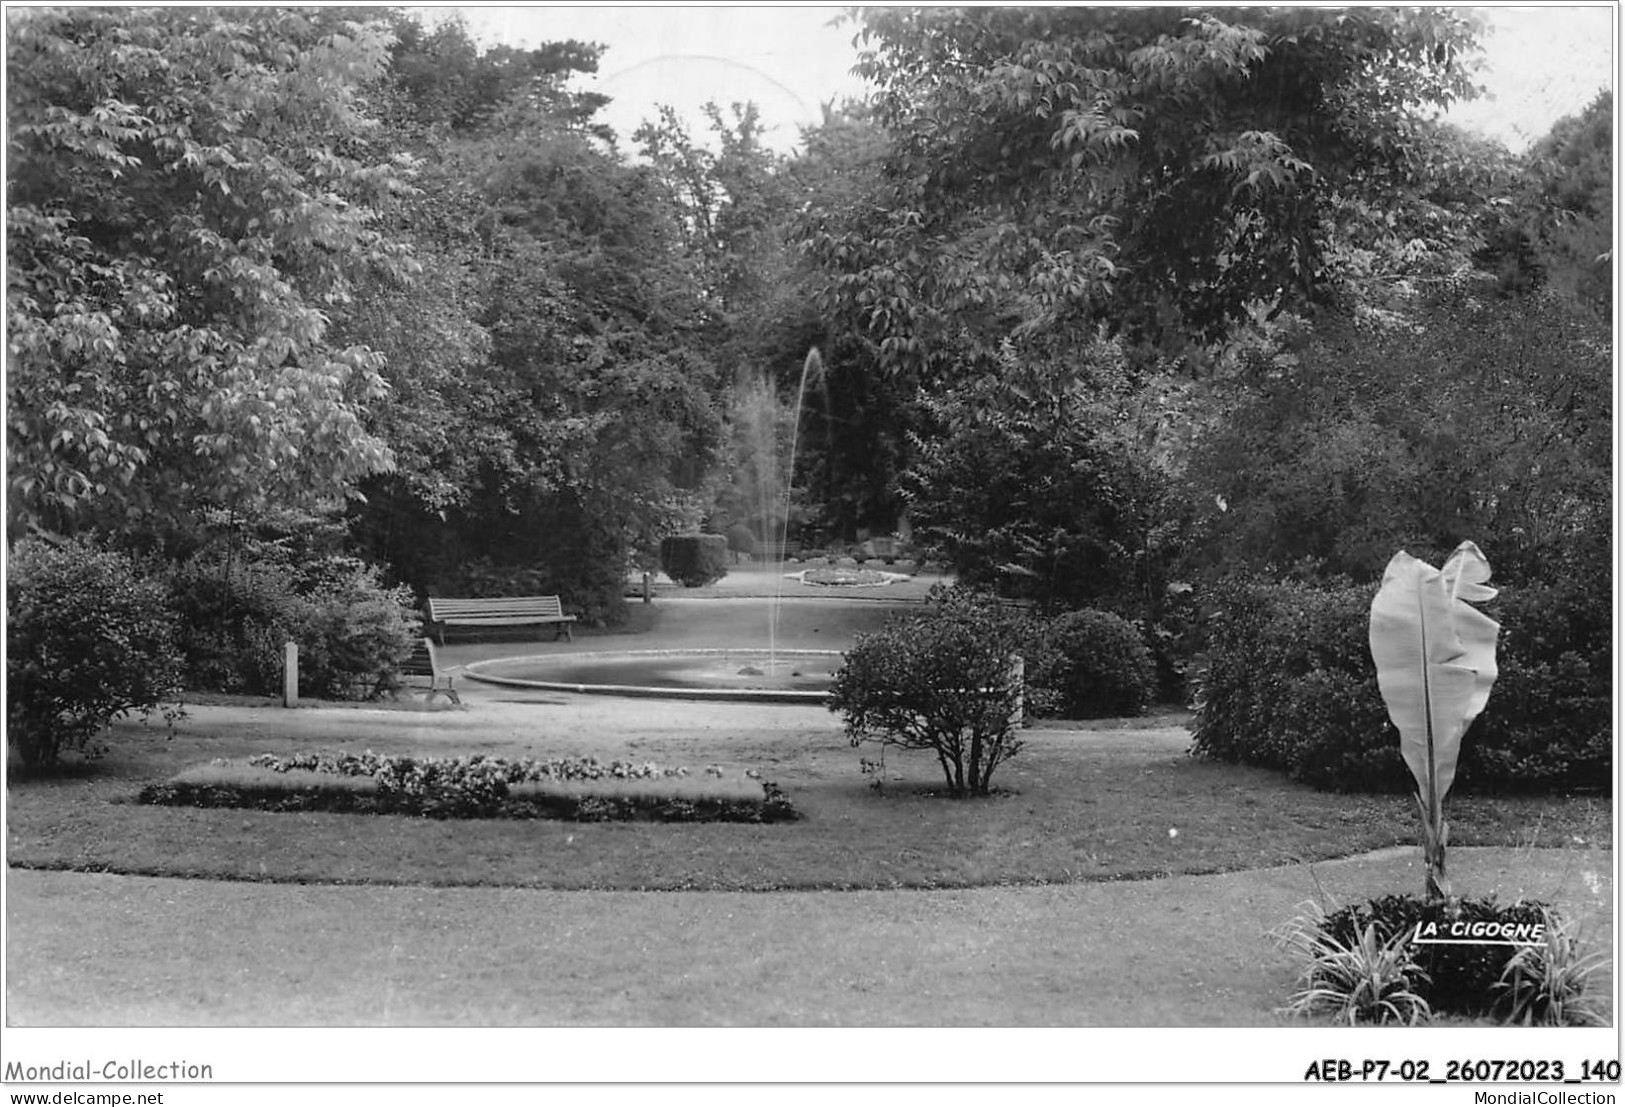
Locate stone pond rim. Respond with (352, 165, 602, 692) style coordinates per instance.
(463, 648, 843, 704)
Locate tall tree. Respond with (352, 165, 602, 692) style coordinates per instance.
(786, 7, 1493, 539)
(808, 5, 1487, 375)
(7, 7, 412, 539)
(636, 101, 791, 334)
(904, 334, 1168, 613)
(780, 100, 916, 540)
(335, 15, 729, 617)
(383, 13, 610, 139)
(1523, 89, 1612, 314)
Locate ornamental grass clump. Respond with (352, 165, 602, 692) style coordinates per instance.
(1275, 900, 1432, 1026)
(1494, 905, 1610, 1027)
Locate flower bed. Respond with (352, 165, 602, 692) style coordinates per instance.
(791, 567, 909, 587)
(138, 750, 797, 822)
(1277, 894, 1608, 1026)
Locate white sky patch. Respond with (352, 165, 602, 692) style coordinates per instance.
(417, 5, 866, 152)
(1442, 5, 1615, 150)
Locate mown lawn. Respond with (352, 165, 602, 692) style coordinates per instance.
(6, 699, 1613, 1029)
(10, 848, 1611, 1028)
(5, 705, 1608, 892)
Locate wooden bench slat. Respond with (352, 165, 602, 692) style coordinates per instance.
(425, 594, 577, 644)
(431, 596, 558, 602)
(429, 599, 568, 616)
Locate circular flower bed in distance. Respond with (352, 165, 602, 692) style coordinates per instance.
(790, 567, 909, 587)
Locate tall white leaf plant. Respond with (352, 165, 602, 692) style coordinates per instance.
(1368, 541, 1501, 901)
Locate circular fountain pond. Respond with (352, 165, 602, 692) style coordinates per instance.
(463, 649, 842, 703)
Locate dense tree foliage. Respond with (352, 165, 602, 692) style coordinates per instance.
(1182, 289, 1610, 591)
(809, 6, 1486, 378)
(905, 334, 1167, 612)
(6, 2, 1608, 749)
(1522, 90, 1612, 313)
(331, 14, 729, 619)
(781, 6, 1515, 544)
(7, 8, 411, 538)
(379, 14, 610, 139)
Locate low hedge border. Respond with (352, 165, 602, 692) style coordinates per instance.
(137, 752, 798, 823)
(1190, 578, 1611, 795)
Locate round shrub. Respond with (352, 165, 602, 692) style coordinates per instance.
(830, 587, 1026, 797)
(290, 556, 420, 700)
(1031, 608, 1156, 719)
(659, 533, 728, 587)
(7, 537, 183, 769)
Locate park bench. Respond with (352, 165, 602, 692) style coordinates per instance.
(425, 595, 578, 645)
(399, 637, 461, 705)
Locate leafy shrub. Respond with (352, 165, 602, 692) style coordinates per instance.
(1189, 579, 1400, 789)
(829, 587, 1026, 796)
(659, 533, 728, 587)
(449, 558, 554, 598)
(1189, 577, 1609, 794)
(1458, 581, 1610, 795)
(1029, 608, 1156, 718)
(7, 537, 184, 769)
(1182, 292, 1610, 592)
(290, 556, 420, 700)
(167, 554, 298, 695)
(167, 552, 418, 700)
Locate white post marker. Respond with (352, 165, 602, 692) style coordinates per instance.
(283, 641, 298, 707)
(1009, 654, 1024, 728)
